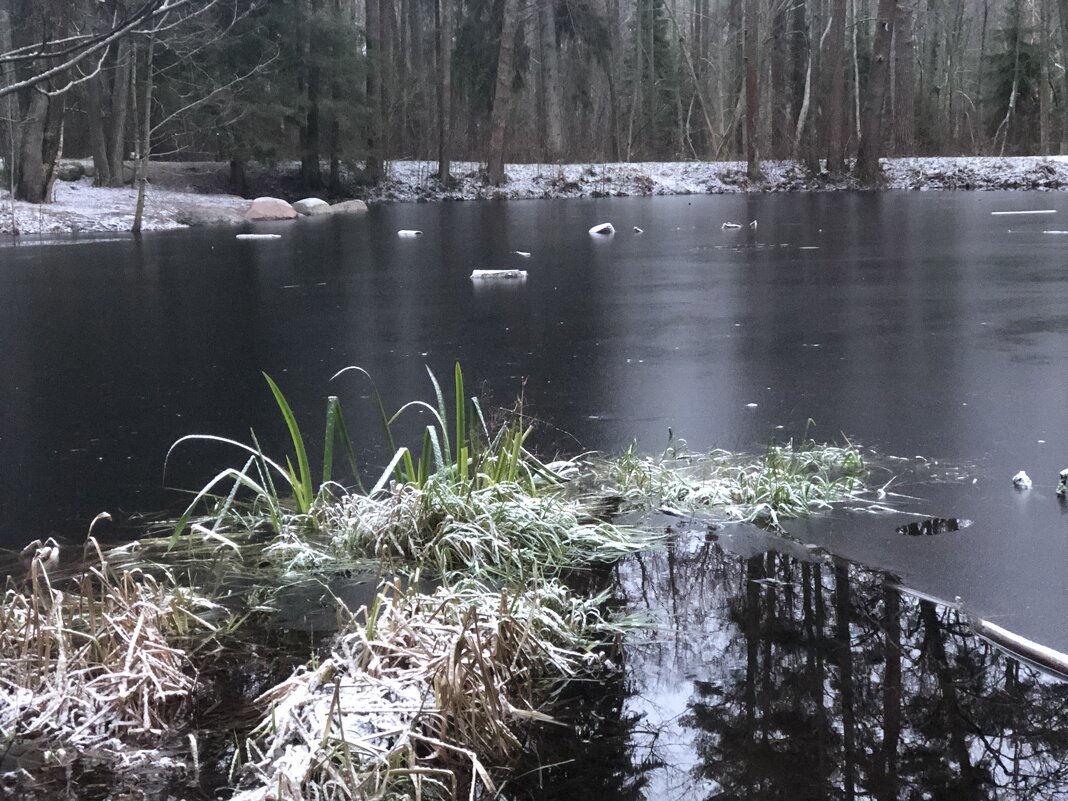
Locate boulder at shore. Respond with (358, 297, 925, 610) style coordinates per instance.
(293, 198, 331, 216)
(175, 205, 245, 227)
(330, 199, 369, 214)
(245, 197, 298, 221)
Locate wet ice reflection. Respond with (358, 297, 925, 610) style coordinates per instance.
(618, 523, 1068, 800)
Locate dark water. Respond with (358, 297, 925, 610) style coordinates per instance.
(3, 192, 1068, 795)
(3, 192, 1067, 649)
(609, 530, 1068, 801)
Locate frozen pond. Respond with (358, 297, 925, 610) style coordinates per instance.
(1, 190, 1067, 659)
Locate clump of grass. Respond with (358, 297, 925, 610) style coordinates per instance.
(168, 364, 566, 546)
(0, 537, 214, 768)
(320, 475, 653, 580)
(607, 435, 869, 528)
(232, 576, 630, 801)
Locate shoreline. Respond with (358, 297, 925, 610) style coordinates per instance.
(4, 155, 1068, 237)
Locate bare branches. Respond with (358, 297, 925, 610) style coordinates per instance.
(0, 0, 206, 100)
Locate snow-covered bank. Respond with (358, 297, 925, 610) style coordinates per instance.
(367, 156, 1068, 202)
(0, 178, 247, 236)
(5, 156, 1068, 236)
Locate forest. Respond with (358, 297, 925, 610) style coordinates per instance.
(0, 0, 1064, 202)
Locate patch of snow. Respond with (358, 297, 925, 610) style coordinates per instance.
(1, 177, 247, 236)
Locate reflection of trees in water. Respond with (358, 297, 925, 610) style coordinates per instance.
(619, 529, 1068, 800)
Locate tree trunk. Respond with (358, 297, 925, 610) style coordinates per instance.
(1039, 0, 1050, 154)
(1058, 0, 1068, 150)
(16, 90, 50, 203)
(826, 0, 847, 170)
(365, 0, 384, 182)
(107, 39, 133, 187)
(301, 67, 323, 188)
(855, 0, 896, 182)
(83, 77, 113, 187)
(41, 96, 63, 204)
(1, 4, 19, 196)
(538, 0, 564, 160)
(133, 38, 155, 235)
(435, 0, 453, 181)
(486, 0, 520, 185)
(230, 155, 249, 197)
(919, 0, 942, 151)
(744, 0, 762, 178)
(892, 0, 915, 153)
(770, 0, 788, 156)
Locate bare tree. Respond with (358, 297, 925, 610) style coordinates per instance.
(2, 0, 227, 202)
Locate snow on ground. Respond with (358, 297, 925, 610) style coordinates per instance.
(5, 156, 1068, 237)
(369, 156, 1068, 202)
(0, 178, 247, 236)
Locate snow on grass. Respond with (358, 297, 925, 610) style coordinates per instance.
(0, 177, 247, 236)
(4, 156, 1068, 237)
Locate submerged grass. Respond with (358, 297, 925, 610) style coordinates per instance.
(607, 434, 869, 528)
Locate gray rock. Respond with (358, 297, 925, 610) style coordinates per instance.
(330, 199, 369, 214)
(175, 205, 245, 227)
(244, 196, 298, 221)
(293, 197, 331, 216)
(55, 162, 86, 182)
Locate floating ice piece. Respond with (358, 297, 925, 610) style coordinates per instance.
(1012, 470, 1032, 489)
(236, 233, 282, 240)
(990, 209, 1056, 216)
(633, 226, 644, 234)
(514, 250, 531, 257)
(749, 220, 758, 229)
(721, 221, 742, 230)
(471, 269, 527, 280)
(588, 222, 615, 235)
(397, 229, 423, 237)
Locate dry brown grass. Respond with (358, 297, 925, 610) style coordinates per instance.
(233, 577, 624, 800)
(0, 537, 210, 769)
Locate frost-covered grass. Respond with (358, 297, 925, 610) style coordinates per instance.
(231, 576, 634, 801)
(606, 435, 869, 528)
(0, 537, 216, 772)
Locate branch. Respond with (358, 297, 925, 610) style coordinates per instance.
(150, 51, 278, 136)
(0, 0, 201, 100)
